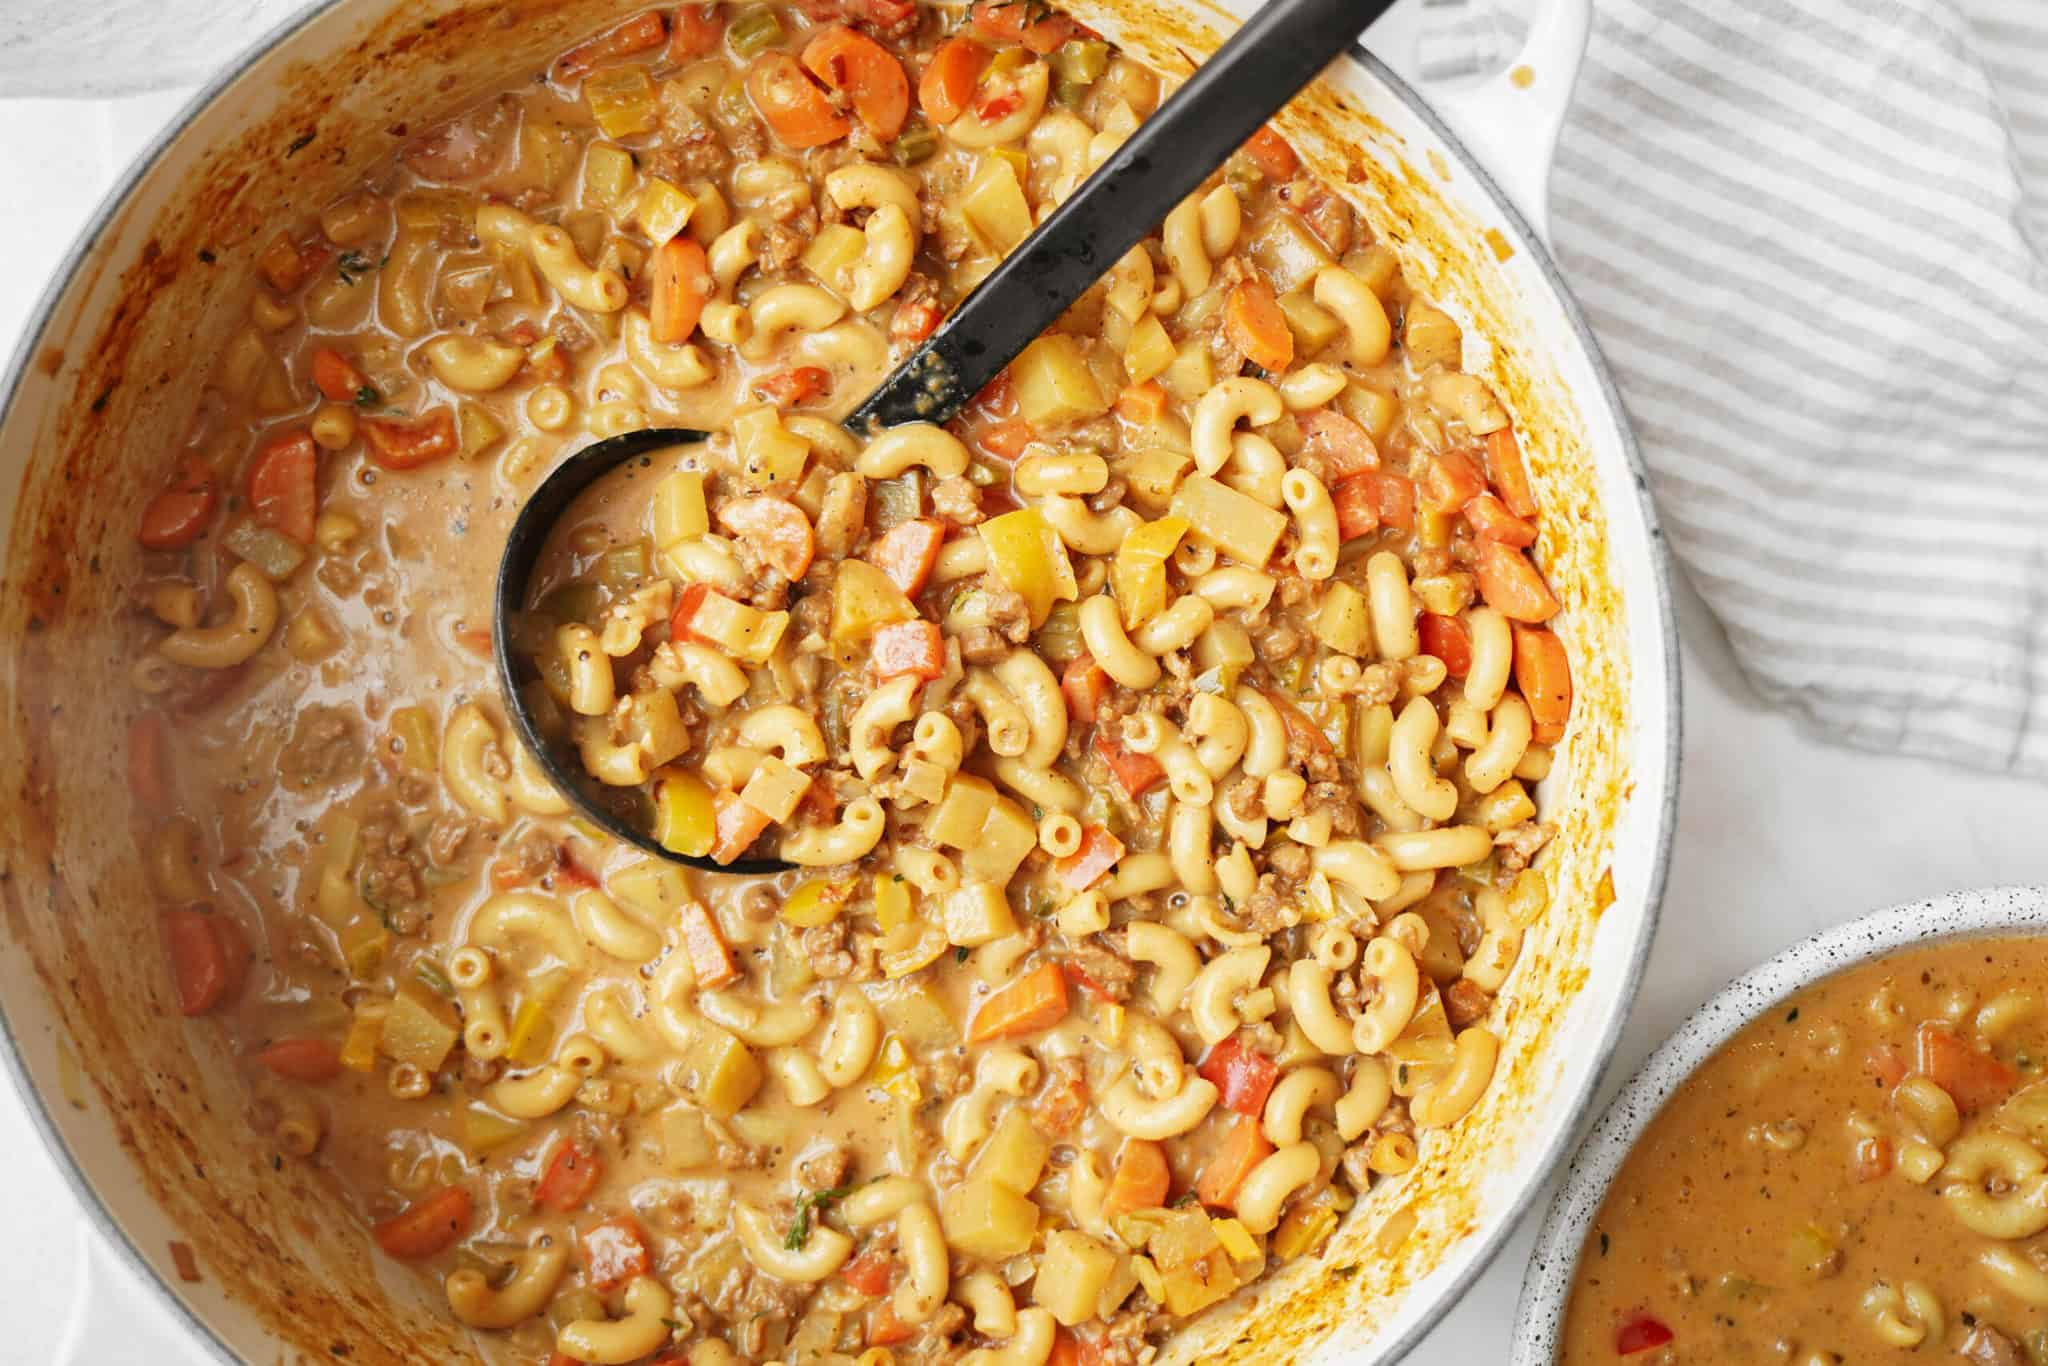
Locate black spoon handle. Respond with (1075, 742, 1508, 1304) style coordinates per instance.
(847, 0, 1389, 435)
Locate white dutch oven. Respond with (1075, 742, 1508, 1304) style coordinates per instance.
(1514, 886, 2048, 1364)
(0, 0, 1678, 1360)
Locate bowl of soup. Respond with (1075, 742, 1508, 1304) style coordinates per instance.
(0, 0, 1677, 1361)
(1519, 886, 2048, 1365)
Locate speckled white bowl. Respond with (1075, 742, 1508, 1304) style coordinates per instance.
(1513, 884, 2048, 1362)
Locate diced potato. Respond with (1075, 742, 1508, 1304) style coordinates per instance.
(964, 798, 1038, 885)
(1160, 337, 1214, 404)
(1247, 214, 1335, 295)
(829, 560, 918, 644)
(1313, 582, 1372, 656)
(1403, 301, 1462, 371)
(962, 156, 1034, 254)
(1121, 447, 1192, 512)
(940, 1178, 1040, 1259)
(1123, 314, 1176, 386)
(1193, 619, 1254, 686)
(635, 176, 696, 243)
(395, 188, 474, 235)
(1159, 1245, 1237, 1317)
(688, 591, 788, 663)
(1011, 335, 1109, 427)
(740, 755, 811, 824)
(679, 1023, 763, 1118)
(457, 402, 505, 457)
(1413, 904, 1467, 984)
(584, 142, 637, 208)
(1169, 474, 1289, 568)
(462, 1102, 528, 1153)
(625, 689, 690, 768)
(978, 507, 1078, 627)
(381, 978, 462, 1072)
(609, 856, 688, 919)
(926, 774, 999, 848)
(971, 1108, 1051, 1193)
(440, 259, 499, 319)
(659, 1103, 718, 1168)
(339, 1000, 388, 1073)
(1036, 1230, 1122, 1326)
(651, 467, 709, 547)
(1336, 384, 1399, 441)
(1347, 244, 1402, 299)
(1149, 1207, 1221, 1269)
(802, 223, 867, 298)
(1278, 290, 1343, 355)
(943, 880, 1019, 948)
(286, 611, 341, 663)
(733, 406, 810, 491)
(585, 65, 659, 139)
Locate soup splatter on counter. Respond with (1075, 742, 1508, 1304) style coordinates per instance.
(122, 1, 1574, 1361)
(1564, 937, 2048, 1365)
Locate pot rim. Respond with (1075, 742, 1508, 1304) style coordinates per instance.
(0, 4, 1682, 1360)
(1512, 884, 2048, 1365)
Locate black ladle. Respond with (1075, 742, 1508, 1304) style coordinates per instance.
(495, 0, 1391, 871)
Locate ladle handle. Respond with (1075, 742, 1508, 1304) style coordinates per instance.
(847, 0, 1389, 434)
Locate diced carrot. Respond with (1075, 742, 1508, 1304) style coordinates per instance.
(1419, 614, 1473, 679)
(841, 1245, 896, 1297)
(1060, 654, 1110, 723)
(968, 962, 1070, 1043)
(556, 10, 667, 78)
(373, 1186, 473, 1261)
(747, 52, 851, 149)
(1867, 1044, 1908, 1091)
(310, 347, 368, 403)
(1464, 492, 1537, 548)
(872, 619, 946, 682)
(361, 408, 457, 470)
(667, 3, 724, 62)
(1422, 449, 1487, 512)
(919, 35, 991, 123)
(255, 1038, 342, 1084)
(1474, 541, 1560, 623)
(247, 429, 319, 545)
(866, 518, 945, 596)
(1331, 474, 1380, 543)
(1049, 1328, 1084, 1366)
(1032, 1065, 1090, 1137)
(1242, 124, 1300, 182)
(1298, 409, 1378, 478)
(1053, 824, 1124, 892)
(669, 581, 713, 642)
(853, 0, 918, 27)
(138, 456, 218, 550)
(1511, 623, 1572, 737)
(1850, 1135, 1894, 1184)
(648, 236, 712, 344)
(556, 844, 602, 889)
(1261, 689, 1333, 755)
(536, 1138, 603, 1213)
(1223, 279, 1294, 373)
(977, 417, 1035, 462)
(164, 910, 238, 1017)
(1114, 379, 1169, 425)
(128, 712, 172, 811)
(1104, 1138, 1171, 1216)
(1916, 1023, 2018, 1113)
(971, 0, 1079, 53)
(679, 898, 741, 986)
(1194, 1114, 1273, 1211)
(1373, 471, 1416, 530)
(802, 25, 911, 140)
(1197, 1035, 1280, 1117)
(1061, 963, 1117, 1003)
(867, 1299, 916, 1348)
(746, 368, 828, 412)
(971, 369, 1016, 418)
(580, 1215, 651, 1291)
(891, 296, 944, 345)
(717, 494, 816, 579)
(1485, 426, 1538, 518)
(1093, 729, 1164, 800)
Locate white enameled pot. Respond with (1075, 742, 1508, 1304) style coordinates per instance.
(0, 0, 1678, 1360)
(1513, 886, 2048, 1364)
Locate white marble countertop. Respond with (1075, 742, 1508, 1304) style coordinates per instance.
(1, 84, 2043, 1366)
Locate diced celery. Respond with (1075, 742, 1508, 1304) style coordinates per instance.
(635, 177, 696, 243)
(584, 142, 637, 207)
(223, 518, 307, 581)
(536, 582, 604, 625)
(506, 988, 562, 1068)
(381, 979, 462, 1072)
(726, 6, 784, 59)
(586, 66, 659, 140)
(594, 538, 652, 590)
(1052, 40, 1111, 84)
(339, 1001, 388, 1073)
(389, 705, 438, 773)
(463, 1102, 528, 1153)
(892, 123, 939, 166)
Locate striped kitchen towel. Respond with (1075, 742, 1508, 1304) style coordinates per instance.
(1547, 0, 2048, 776)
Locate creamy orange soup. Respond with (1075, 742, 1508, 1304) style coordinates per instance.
(120, 2, 1576, 1362)
(1564, 938, 2048, 1366)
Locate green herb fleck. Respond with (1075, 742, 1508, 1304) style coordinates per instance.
(336, 249, 372, 285)
(955, 945, 971, 963)
(785, 1184, 855, 1251)
(1785, 1007, 1799, 1023)
(354, 384, 381, 408)
(1598, 1232, 1609, 1257)
(1031, 804, 1044, 822)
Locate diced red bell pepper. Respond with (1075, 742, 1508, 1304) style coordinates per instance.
(1197, 1034, 1280, 1116)
(1053, 824, 1124, 892)
(1094, 730, 1163, 799)
(872, 619, 945, 682)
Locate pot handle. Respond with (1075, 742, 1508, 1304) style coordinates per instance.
(1367, 0, 1592, 246)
